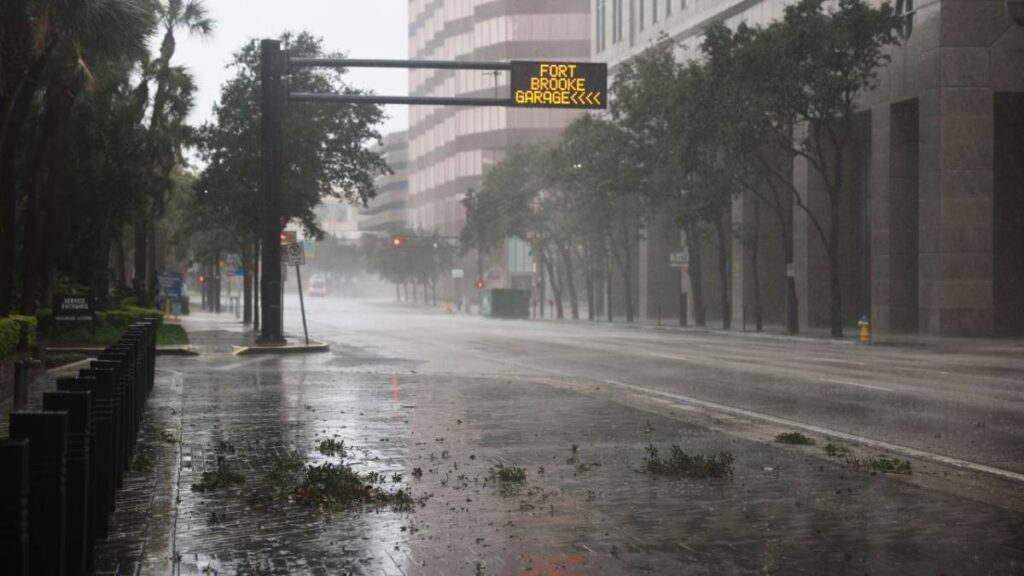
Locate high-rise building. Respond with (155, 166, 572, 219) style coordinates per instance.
(359, 131, 410, 234)
(592, 0, 1024, 337)
(408, 0, 591, 293)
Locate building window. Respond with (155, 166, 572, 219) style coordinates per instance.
(639, 0, 645, 29)
(895, 0, 915, 39)
(667, 0, 672, 16)
(610, 0, 618, 42)
(652, 0, 658, 23)
(596, 0, 607, 51)
(681, 0, 687, 11)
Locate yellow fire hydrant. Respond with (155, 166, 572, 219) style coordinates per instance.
(858, 316, 870, 344)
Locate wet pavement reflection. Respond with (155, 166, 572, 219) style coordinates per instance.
(72, 311, 1024, 574)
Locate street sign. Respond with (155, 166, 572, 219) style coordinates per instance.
(451, 268, 465, 279)
(510, 61, 607, 109)
(670, 251, 690, 268)
(286, 242, 305, 266)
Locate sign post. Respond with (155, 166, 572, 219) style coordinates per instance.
(286, 242, 309, 346)
(53, 294, 96, 337)
(670, 250, 690, 327)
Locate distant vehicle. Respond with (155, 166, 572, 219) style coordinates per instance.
(308, 274, 328, 297)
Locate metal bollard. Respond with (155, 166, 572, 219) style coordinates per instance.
(43, 391, 93, 576)
(12, 358, 31, 409)
(0, 440, 31, 576)
(9, 411, 69, 576)
(57, 376, 112, 539)
(80, 366, 125, 491)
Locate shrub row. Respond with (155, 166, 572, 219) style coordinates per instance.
(0, 318, 19, 358)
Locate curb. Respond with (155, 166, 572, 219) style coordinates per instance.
(232, 339, 330, 355)
(46, 345, 200, 357)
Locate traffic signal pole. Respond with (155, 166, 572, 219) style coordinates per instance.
(260, 40, 285, 344)
(257, 42, 605, 342)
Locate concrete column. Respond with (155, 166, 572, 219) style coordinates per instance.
(918, 80, 995, 336)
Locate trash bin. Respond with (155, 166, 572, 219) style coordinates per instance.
(479, 289, 530, 319)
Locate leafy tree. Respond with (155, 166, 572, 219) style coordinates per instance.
(191, 31, 389, 320)
(752, 0, 900, 336)
(557, 116, 645, 323)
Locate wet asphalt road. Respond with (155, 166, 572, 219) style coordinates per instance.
(285, 295, 1024, 476)
(68, 296, 1024, 574)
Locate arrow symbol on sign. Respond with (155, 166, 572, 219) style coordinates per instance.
(569, 91, 579, 105)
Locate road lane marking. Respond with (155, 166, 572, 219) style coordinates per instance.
(212, 357, 273, 371)
(644, 351, 895, 392)
(599, 378, 1024, 485)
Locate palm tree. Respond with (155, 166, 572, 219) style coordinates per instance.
(1, 0, 156, 314)
(133, 0, 213, 296)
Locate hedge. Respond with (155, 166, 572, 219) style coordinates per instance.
(0, 318, 19, 358)
(9, 314, 38, 348)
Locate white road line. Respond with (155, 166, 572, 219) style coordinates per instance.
(645, 351, 894, 393)
(212, 357, 273, 371)
(822, 377, 894, 392)
(600, 378, 1024, 485)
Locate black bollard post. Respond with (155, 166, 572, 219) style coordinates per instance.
(57, 376, 112, 540)
(12, 358, 31, 409)
(0, 440, 31, 576)
(9, 411, 68, 576)
(95, 353, 135, 454)
(80, 366, 126, 490)
(43, 391, 92, 576)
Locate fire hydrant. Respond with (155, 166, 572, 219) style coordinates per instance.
(858, 316, 871, 344)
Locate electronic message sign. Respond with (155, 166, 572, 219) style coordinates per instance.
(510, 61, 607, 109)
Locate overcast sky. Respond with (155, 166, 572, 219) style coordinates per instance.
(176, 0, 410, 137)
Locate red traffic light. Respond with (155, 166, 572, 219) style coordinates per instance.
(476, 279, 485, 289)
(391, 236, 404, 247)
(280, 232, 288, 243)
(198, 274, 205, 283)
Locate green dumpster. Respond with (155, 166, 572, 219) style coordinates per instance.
(479, 289, 530, 319)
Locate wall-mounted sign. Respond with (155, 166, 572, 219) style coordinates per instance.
(510, 61, 607, 109)
(670, 251, 690, 268)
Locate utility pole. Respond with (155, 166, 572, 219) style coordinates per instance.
(259, 39, 285, 343)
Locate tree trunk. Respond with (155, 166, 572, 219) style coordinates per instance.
(605, 240, 614, 322)
(243, 241, 253, 324)
(751, 202, 763, 332)
(558, 243, 579, 320)
(584, 240, 595, 321)
(253, 240, 261, 331)
(133, 219, 147, 294)
(609, 228, 633, 323)
(114, 235, 128, 289)
(685, 225, 706, 327)
(544, 248, 564, 320)
(714, 215, 731, 330)
(829, 195, 843, 337)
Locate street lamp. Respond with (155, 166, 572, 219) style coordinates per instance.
(1008, 0, 1024, 26)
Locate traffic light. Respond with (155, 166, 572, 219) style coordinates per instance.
(280, 232, 288, 243)
(391, 236, 405, 248)
(198, 274, 205, 283)
(476, 279, 485, 289)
